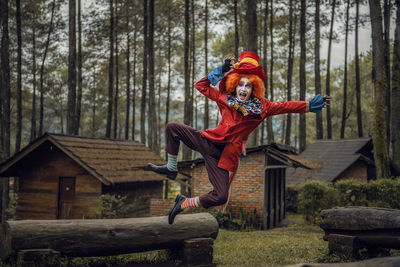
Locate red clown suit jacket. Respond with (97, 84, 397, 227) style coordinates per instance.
(195, 76, 308, 173)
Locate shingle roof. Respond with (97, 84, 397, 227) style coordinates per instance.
(286, 138, 373, 185)
(0, 133, 168, 185)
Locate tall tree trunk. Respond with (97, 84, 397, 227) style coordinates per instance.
(266, 0, 274, 144)
(91, 67, 97, 137)
(368, 0, 391, 178)
(190, 0, 195, 129)
(132, 25, 137, 141)
(106, 0, 114, 138)
(30, 27, 37, 141)
(75, 0, 83, 135)
(326, 0, 336, 139)
(262, 0, 269, 144)
(166, 5, 171, 129)
(39, 0, 56, 136)
(246, 0, 258, 147)
(392, 0, 400, 166)
(183, 0, 191, 159)
(67, 0, 77, 135)
(141, 0, 148, 145)
(340, 0, 350, 139)
(125, 3, 131, 140)
(148, 0, 156, 150)
(299, 0, 306, 152)
(384, 0, 392, 154)
(355, 0, 363, 137)
(285, 0, 295, 145)
(314, 0, 323, 139)
(204, 0, 209, 130)
(234, 0, 239, 60)
(0, 0, 11, 222)
(15, 0, 22, 152)
(114, 0, 119, 139)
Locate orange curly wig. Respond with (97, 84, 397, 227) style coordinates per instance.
(224, 73, 265, 100)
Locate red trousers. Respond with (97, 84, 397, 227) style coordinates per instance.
(165, 122, 229, 209)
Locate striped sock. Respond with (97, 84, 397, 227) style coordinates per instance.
(180, 197, 200, 210)
(167, 154, 178, 172)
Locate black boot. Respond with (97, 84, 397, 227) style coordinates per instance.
(169, 194, 186, 224)
(148, 163, 178, 180)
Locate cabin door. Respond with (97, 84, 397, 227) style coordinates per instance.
(57, 177, 76, 219)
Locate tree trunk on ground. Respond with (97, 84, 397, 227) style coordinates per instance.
(141, 0, 148, 145)
(148, 0, 156, 151)
(326, 0, 336, 140)
(106, 0, 114, 138)
(285, 0, 295, 145)
(204, 0, 209, 130)
(15, 0, 22, 152)
(299, 0, 306, 152)
(67, 0, 77, 135)
(0, 213, 218, 259)
(392, 0, 400, 166)
(368, 0, 391, 178)
(75, 0, 82, 135)
(315, 0, 323, 139)
(125, 3, 130, 140)
(183, 0, 191, 159)
(113, 0, 119, 139)
(355, 0, 363, 137)
(340, 0, 350, 139)
(30, 27, 37, 141)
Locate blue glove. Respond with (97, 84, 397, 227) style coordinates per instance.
(207, 59, 233, 86)
(309, 94, 325, 114)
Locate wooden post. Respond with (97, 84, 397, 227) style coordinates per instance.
(177, 238, 214, 267)
(17, 249, 60, 267)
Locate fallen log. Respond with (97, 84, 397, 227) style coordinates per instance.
(319, 206, 400, 259)
(0, 212, 219, 260)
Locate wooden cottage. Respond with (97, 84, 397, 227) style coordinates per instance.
(0, 133, 167, 220)
(286, 138, 400, 185)
(177, 143, 311, 229)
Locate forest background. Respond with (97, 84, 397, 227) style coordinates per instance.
(0, 0, 399, 216)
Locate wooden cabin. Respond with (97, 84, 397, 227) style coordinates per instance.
(177, 143, 312, 229)
(0, 133, 167, 220)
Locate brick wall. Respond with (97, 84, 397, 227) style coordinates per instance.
(192, 151, 265, 220)
(149, 198, 176, 216)
(336, 160, 368, 182)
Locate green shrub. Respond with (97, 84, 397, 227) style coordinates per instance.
(211, 207, 262, 231)
(366, 178, 400, 209)
(334, 179, 368, 206)
(286, 185, 300, 213)
(298, 180, 339, 224)
(98, 194, 134, 219)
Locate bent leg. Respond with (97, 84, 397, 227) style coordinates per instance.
(165, 121, 208, 155)
(198, 155, 230, 209)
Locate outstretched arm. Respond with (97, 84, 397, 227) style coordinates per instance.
(195, 57, 235, 101)
(264, 94, 331, 117)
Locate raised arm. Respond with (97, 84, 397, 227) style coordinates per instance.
(195, 58, 235, 102)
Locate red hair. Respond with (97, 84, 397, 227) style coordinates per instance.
(224, 73, 265, 100)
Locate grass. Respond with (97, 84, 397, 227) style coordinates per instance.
(213, 214, 329, 267)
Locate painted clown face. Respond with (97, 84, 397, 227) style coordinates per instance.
(236, 77, 253, 102)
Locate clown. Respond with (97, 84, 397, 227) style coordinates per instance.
(149, 51, 330, 224)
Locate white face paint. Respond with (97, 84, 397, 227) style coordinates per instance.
(235, 77, 253, 102)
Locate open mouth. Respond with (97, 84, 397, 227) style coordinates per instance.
(238, 91, 247, 101)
